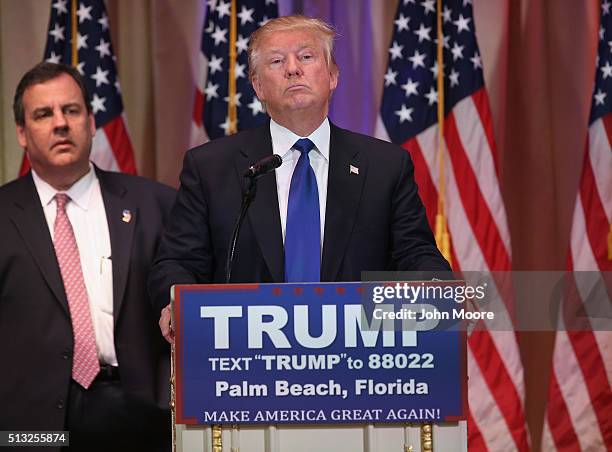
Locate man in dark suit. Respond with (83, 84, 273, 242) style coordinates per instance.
(0, 62, 174, 451)
(149, 15, 450, 342)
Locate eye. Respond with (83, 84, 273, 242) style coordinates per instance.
(269, 57, 283, 66)
(64, 105, 81, 115)
(32, 109, 52, 120)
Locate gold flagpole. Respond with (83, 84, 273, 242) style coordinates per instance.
(210, 1, 240, 450)
(70, 0, 78, 67)
(420, 1, 449, 449)
(434, 0, 451, 267)
(227, 0, 239, 135)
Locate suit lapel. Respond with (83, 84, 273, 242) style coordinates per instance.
(321, 124, 367, 281)
(9, 175, 69, 314)
(233, 125, 284, 282)
(97, 169, 136, 326)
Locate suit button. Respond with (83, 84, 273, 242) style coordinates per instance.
(57, 399, 64, 409)
(61, 349, 70, 360)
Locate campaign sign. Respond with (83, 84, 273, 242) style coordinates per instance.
(173, 282, 467, 425)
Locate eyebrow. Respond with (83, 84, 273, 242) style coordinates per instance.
(265, 44, 317, 55)
(31, 102, 82, 115)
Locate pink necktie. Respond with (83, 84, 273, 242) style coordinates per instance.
(53, 193, 100, 388)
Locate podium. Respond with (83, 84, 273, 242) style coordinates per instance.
(171, 282, 468, 452)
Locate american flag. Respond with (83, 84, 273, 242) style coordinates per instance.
(20, 0, 136, 176)
(191, 0, 278, 146)
(541, 2, 612, 450)
(377, 0, 529, 450)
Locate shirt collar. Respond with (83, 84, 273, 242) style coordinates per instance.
(269, 117, 330, 162)
(31, 163, 97, 210)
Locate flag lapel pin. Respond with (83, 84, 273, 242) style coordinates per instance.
(122, 209, 132, 223)
(349, 165, 359, 175)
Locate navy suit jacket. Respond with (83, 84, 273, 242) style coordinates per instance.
(149, 122, 449, 312)
(0, 168, 175, 432)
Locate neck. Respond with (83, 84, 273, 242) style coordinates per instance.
(36, 165, 90, 191)
(270, 109, 327, 137)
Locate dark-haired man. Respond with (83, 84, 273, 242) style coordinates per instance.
(0, 62, 174, 451)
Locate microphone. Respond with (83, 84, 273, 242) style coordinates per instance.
(244, 154, 282, 178)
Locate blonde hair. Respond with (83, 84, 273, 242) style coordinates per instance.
(248, 15, 337, 81)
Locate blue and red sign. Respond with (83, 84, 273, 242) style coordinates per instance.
(173, 282, 467, 425)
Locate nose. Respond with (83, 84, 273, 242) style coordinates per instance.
(284, 54, 303, 78)
(52, 110, 69, 134)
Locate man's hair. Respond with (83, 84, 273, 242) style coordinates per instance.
(13, 62, 92, 126)
(248, 15, 337, 81)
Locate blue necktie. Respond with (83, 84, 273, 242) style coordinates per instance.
(285, 138, 321, 282)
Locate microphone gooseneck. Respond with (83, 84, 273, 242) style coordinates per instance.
(226, 154, 283, 283)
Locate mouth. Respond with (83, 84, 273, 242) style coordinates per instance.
(52, 139, 74, 149)
(286, 84, 308, 93)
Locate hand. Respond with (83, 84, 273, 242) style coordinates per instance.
(159, 304, 174, 344)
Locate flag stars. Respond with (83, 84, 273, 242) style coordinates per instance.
(46, 52, 62, 64)
(430, 61, 439, 78)
(224, 92, 243, 108)
(394, 104, 414, 123)
(425, 87, 438, 105)
(76, 3, 92, 23)
(235, 62, 246, 79)
(91, 66, 110, 87)
(259, 16, 271, 27)
(454, 14, 471, 33)
(216, 1, 231, 19)
(211, 26, 228, 46)
(237, 5, 255, 25)
(248, 97, 264, 116)
(603, 0, 611, 15)
(602, 61, 612, 79)
(451, 42, 464, 60)
(384, 67, 398, 86)
(98, 13, 109, 31)
(401, 78, 419, 97)
(219, 116, 237, 135)
(434, 34, 450, 49)
(76, 62, 86, 76)
(421, 0, 435, 15)
(394, 13, 410, 32)
(53, 0, 68, 16)
(236, 34, 249, 54)
(449, 69, 460, 87)
(91, 94, 106, 114)
(209, 54, 223, 74)
(408, 49, 426, 69)
(600, 26, 605, 41)
(49, 23, 65, 43)
(470, 51, 482, 70)
(389, 41, 404, 61)
(414, 23, 431, 42)
(77, 32, 88, 50)
(594, 89, 607, 105)
(95, 38, 111, 59)
(204, 82, 219, 100)
(442, 6, 453, 23)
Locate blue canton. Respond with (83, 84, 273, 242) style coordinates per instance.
(380, 0, 485, 144)
(200, 0, 278, 139)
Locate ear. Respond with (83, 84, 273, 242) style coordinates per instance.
(329, 65, 339, 92)
(16, 125, 27, 149)
(88, 112, 96, 136)
(251, 75, 265, 103)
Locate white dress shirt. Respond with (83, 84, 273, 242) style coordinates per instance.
(32, 164, 117, 366)
(270, 117, 330, 254)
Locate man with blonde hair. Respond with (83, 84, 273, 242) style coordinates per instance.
(150, 15, 449, 341)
